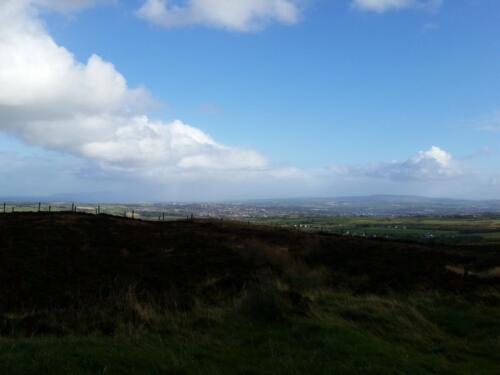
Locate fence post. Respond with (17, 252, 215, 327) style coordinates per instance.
(38, 202, 41, 212)
(162, 213, 165, 221)
(132, 210, 135, 219)
(48, 205, 51, 213)
(3, 202, 5, 213)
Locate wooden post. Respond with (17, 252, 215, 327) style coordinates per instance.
(38, 202, 41, 212)
(162, 213, 165, 221)
(48, 205, 51, 213)
(3, 202, 5, 213)
(132, 210, 135, 219)
(11, 206, 14, 213)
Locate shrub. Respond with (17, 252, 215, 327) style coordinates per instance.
(238, 279, 312, 322)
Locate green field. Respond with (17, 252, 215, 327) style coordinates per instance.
(249, 216, 500, 245)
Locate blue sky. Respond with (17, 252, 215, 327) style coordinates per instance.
(0, 0, 499, 201)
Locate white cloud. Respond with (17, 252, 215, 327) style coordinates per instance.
(352, 0, 442, 13)
(353, 0, 412, 12)
(330, 146, 463, 181)
(0, 0, 268, 183)
(136, 0, 300, 32)
(30, 0, 113, 12)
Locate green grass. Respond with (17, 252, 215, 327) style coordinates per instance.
(249, 215, 500, 245)
(0, 292, 498, 375)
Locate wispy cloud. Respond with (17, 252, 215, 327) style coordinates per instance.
(352, 0, 442, 13)
(30, 0, 115, 12)
(422, 22, 439, 32)
(198, 102, 224, 116)
(136, 0, 300, 32)
(476, 111, 500, 132)
(462, 146, 494, 161)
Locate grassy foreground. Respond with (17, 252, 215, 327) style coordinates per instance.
(1, 292, 499, 375)
(0, 213, 498, 374)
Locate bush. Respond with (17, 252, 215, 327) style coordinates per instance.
(239, 280, 311, 322)
(239, 285, 290, 322)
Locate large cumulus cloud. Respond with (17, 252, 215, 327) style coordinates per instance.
(330, 146, 463, 181)
(0, 0, 267, 179)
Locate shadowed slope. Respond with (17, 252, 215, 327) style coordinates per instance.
(0, 212, 497, 312)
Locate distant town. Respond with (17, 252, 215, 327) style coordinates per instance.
(2, 195, 500, 219)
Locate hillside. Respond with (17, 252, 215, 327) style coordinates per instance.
(0, 212, 499, 374)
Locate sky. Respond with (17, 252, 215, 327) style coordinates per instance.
(0, 0, 499, 201)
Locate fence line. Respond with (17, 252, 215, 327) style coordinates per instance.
(0, 202, 197, 222)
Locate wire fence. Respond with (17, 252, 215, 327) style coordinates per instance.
(0, 202, 197, 222)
